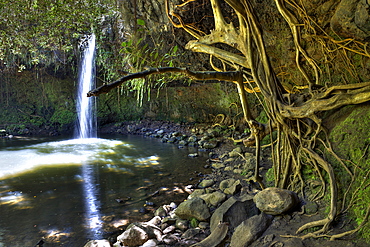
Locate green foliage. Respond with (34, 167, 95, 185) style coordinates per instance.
(116, 21, 186, 105)
(49, 109, 75, 126)
(0, 0, 116, 70)
(189, 217, 199, 228)
(328, 105, 370, 242)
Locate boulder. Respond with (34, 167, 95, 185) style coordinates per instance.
(175, 197, 211, 221)
(253, 187, 299, 215)
(230, 213, 272, 247)
(210, 195, 259, 232)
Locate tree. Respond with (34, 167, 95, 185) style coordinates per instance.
(89, 0, 370, 240)
(0, 0, 115, 71)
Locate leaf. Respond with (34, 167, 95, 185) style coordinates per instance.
(137, 19, 145, 26)
(172, 45, 178, 54)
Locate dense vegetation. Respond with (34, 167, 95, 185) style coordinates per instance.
(1, 0, 369, 243)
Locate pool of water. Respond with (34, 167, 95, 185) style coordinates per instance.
(0, 134, 209, 246)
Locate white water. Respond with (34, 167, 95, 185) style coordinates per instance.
(76, 34, 97, 139)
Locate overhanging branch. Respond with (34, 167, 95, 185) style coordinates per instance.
(87, 67, 242, 97)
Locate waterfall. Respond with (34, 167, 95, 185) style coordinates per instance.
(75, 34, 97, 139)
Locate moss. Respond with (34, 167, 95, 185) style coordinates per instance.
(329, 103, 370, 242)
(50, 109, 76, 126)
(265, 168, 275, 187)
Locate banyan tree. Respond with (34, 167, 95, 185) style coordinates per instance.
(88, 0, 370, 240)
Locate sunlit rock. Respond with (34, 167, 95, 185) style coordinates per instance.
(175, 197, 210, 221)
(253, 187, 299, 215)
(84, 239, 111, 247)
(115, 219, 163, 247)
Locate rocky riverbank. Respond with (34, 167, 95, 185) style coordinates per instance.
(81, 120, 369, 247)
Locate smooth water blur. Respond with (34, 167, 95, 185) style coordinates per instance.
(75, 34, 96, 139)
(0, 135, 208, 246)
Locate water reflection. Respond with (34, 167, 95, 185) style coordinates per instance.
(81, 163, 102, 239)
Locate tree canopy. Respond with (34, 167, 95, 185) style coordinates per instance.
(0, 0, 116, 71)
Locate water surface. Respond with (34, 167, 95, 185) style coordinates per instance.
(0, 134, 208, 246)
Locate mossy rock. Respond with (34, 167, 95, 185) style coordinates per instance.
(328, 103, 370, 242)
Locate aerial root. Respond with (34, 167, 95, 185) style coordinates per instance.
(282, 205, 370, 241)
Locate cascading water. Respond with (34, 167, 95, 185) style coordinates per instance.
(75, 34, 103, 239)
(76, 34, 97, 139)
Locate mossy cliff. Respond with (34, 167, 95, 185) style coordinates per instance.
(326, 103, 370, 241)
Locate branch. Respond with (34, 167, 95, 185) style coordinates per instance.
(186, 40, 250, 68)
(87, 67, 242, 97)
(279, 83, 370, 119)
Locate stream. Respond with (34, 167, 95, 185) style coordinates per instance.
(0, 134, 208, 246)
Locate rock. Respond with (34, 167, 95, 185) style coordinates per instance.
(199, 191, 226, 207)
(304, 200, 319, 215)
(182, 228, 202, 239)
(188, 135, 198, 142)
(331, 0, 370, 40)
(141, 239, 158, 247)
(229, 147, 242, 157)
(175, 219, 189, 231)
(163, 225, 176, 234)
(230, 213, 272, 247)
(202, 140, 218, 149)
(84, 240, 111, 247)
(253, 187, 299, 215)
(154, 206, 167, 217)
(210, 195, 259, 232)
(175, 197, 211, 221)
(224, 166, 233, 171)
(198, 222, 210, 229)
(211, 163, 225, 169)
(115, 220, 162, 247)
(116, 225, 149, 246)
(198, 179, 214, 188)
(178, 140, 188, 146)
(219, 178, 241, 195)
(162, 234, 179, 245)
(188, 189, 205, 199)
